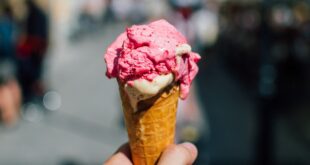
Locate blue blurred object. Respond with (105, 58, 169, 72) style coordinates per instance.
(0, 2, 17, 84)
(169, 0, 202, 9)
(0, 4, 15, 61)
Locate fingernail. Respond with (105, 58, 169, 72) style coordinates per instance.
(181, 142, 197, 152)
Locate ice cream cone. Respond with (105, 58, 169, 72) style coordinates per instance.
(118, 82, 179, 165)
(104, 19, 201, 164)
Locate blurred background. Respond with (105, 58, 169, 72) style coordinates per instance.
(0, 0, 309, 164)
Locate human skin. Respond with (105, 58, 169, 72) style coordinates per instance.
(104, 142, 198, 165)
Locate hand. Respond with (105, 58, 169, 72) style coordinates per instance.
(104, 142, 198, 165)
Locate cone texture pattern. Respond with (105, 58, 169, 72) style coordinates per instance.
(119, 83, 179, 165)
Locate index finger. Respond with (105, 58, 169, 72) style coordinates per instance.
(158, 142, 198, 165)
(103, 143, 132, 165)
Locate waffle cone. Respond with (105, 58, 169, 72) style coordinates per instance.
(118, 82, 179, 165)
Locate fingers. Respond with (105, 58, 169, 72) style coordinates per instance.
(104, 142, 198, 165)
(114, 142, 131, 158)
(158, 142, 198, 165)
(104, 143, 132, 165)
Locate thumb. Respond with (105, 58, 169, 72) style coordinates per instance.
(158, 142, 198, 165)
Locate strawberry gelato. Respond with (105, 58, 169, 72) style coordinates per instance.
(104, 19, 200, 101)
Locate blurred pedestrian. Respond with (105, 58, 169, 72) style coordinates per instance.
(102, 0, 115, 23)
(0, 0, 21, 126)
(16, 0, 49, 103)
(166, 0, 207, 143)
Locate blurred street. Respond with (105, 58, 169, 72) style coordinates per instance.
(0, 23, 128, 165)
(1, 20, 308, 165)
(1, 0, 310, 165)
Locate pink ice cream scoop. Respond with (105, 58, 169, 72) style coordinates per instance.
(104, 19, 200, 99)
